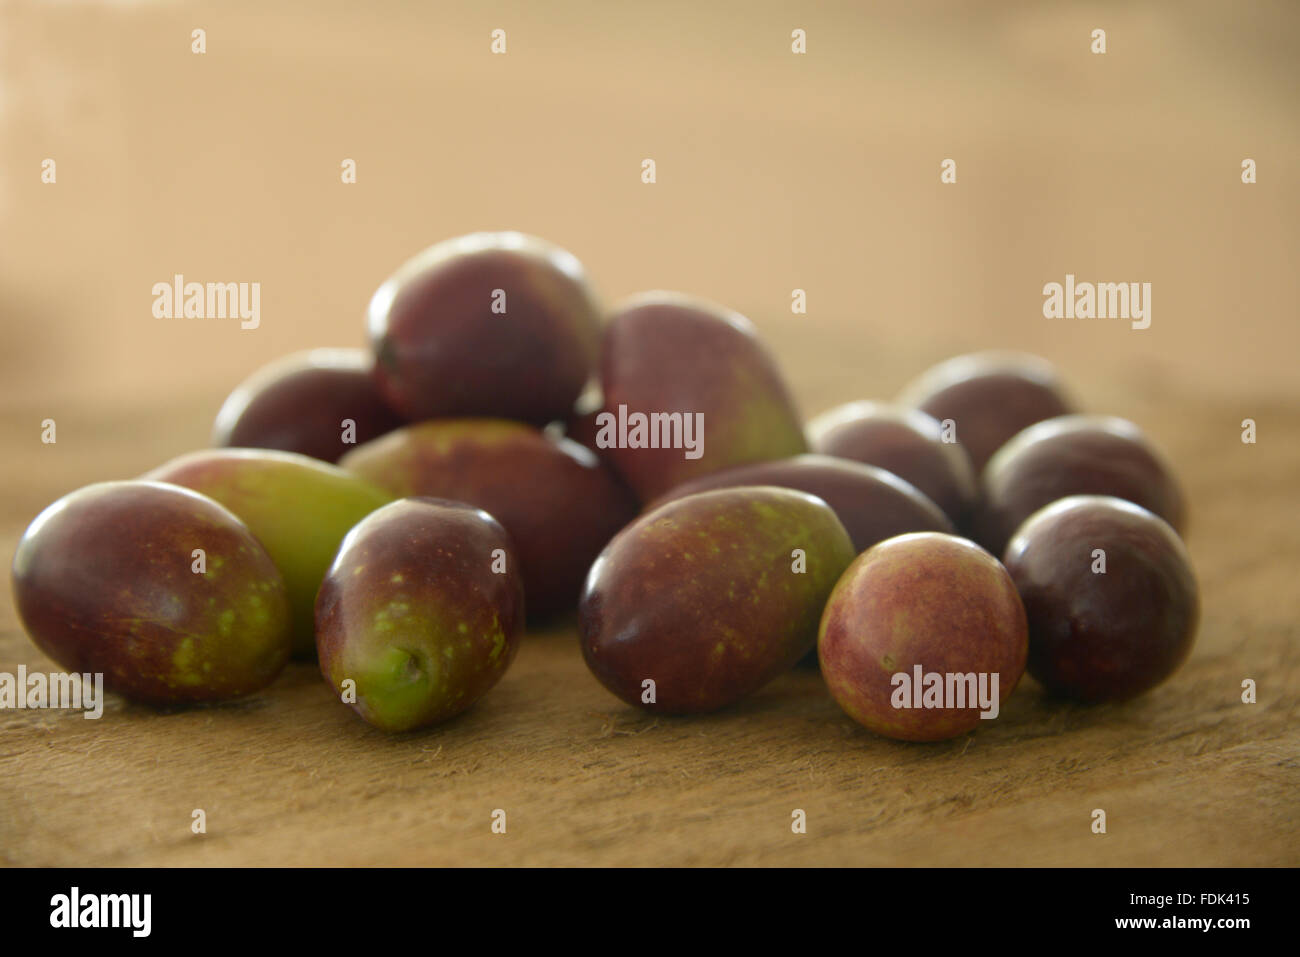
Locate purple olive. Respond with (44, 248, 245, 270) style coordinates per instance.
(807, 400, 977, 526)
(978, 414, 1186, 556)
(1003, 495, 1199, 702)
(897, 351, 1076, 473)
(316, 498, 525, 732)
(368, 232, 602, 424)
(819, 532, 1028, 741)
(11, 481, 292, 704)
(212, 348, 404, 464)
(647, 454, 953, 553)
(596, 292, 808, 501)
(580, 486, 856, 713)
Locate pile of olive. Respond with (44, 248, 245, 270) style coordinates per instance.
(12, 233, 1197, 738)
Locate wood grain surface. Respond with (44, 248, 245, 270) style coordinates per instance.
(1, 0, 1297, 867)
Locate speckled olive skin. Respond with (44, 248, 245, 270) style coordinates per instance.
(978, 415, 1186, 556)
(340, 419, 637, 618)
(648, 454, 953, 553)
(1003, 496, 1199, 702)
(145, 449, 394, 657)
(368, 232, 602, 425)
(897, 352, 1075, 473)
(807, 401, 978, 527)
(11, 481, 292, 704)
(315, 498, 524, 733)
(580, 486, 856, 714)
(818, 532, 1028, 741)
(598, 293, 808, 501)
(212, 348, 404, 464)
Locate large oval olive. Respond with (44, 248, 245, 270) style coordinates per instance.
(580, 486, 856, 713)
(11, 481, 292, 704)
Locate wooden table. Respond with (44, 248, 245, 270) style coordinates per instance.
(1, 0, 1296, 866)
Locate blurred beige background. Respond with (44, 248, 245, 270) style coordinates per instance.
(2, 0, 1297, 452)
